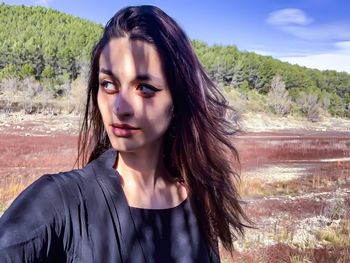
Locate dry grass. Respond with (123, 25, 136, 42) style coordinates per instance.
(238, 177, 270, 198)
(238, 167, 349, 199)
(0, 179, 28, 213)
(317, 219, 350, 246)
(290, 255, 312, 263)
(234, 159, 350, 263)
(238, 175, 300, 198)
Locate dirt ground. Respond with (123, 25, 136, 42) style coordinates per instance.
(229, 128, 350, 262)
(0, 112, 349, 262)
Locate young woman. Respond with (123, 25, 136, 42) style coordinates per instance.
(0, 5, 249, 262)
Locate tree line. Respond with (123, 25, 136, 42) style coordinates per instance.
(0, 3, 349, 119)
(193, 41, 350, 119)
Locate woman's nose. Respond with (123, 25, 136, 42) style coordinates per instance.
(113, 92, 134, 119)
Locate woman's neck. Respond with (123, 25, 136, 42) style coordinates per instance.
(115, 145, 187, 209)
(116, 148, 165, 190)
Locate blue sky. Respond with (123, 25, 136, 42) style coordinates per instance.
(2, 0, 350, 72)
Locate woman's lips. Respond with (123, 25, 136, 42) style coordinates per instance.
(110, 123, 140, 137)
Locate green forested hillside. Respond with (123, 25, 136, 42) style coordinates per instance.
(0, 3, 349, 118)
(194, 40, 350, 118)
(0, 3, 103, 81)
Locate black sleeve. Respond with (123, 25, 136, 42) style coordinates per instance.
(0, 174, 65, 262)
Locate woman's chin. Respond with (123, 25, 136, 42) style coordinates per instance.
(110, 138, 144, 153)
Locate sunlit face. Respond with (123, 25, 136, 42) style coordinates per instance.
(97, 37, 173, 153)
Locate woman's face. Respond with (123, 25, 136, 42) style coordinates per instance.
(97, 37, 173, 153)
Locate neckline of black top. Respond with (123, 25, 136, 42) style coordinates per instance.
(128, 198, 188, 212)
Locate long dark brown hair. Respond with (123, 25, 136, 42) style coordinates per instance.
(77, 5, 250, 254)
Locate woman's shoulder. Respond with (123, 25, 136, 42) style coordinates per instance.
(0, 164, 94, 222)
(48, 165, 94, 190)
(0, 174, 63, 251)
(0, 149, 116, 233)
(0, 164, 98, 249)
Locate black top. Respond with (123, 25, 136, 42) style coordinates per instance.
(0, 148, 220, 263)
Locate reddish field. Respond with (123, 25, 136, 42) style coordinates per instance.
(236, 131, 350, 170)
(0, 133, 77, 211)
(230, 131, 350, 262)
(1, 115, 349, 262)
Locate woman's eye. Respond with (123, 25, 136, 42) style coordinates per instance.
(100, 81, 116, 92)
(137, 84, 161, 96)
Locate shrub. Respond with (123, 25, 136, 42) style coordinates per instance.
(296, 92, 321, 122)
(0, 77, 18, 113)
(223, 87, 247, 113)
(267, 75, 291, 116)
(21, 77, 40, 114)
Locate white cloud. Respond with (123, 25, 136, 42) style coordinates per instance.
(266, 8, 313, 26)
(267, 8, 350, 42)
(280, 53, 350, 73)
(264, 8, 350, 72)
(250, 49, 274, 56)
(279, 41, 350, 73)
(282, 24, 350, 41)
(34, 0, 51, 7)
(250, 49, 312, 58)
(334, 41, 350, 53)
(250, 41, 350, 73)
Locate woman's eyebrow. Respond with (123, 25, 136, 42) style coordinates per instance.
(135, 74, 160, 83)
(99, 68, 164, 86)
(99, 68, 116, 78)
(135, 74, 165, 87)
(135, 74, 151, 81)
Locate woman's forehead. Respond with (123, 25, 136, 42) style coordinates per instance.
(99, 38, 161, 69)
(98, 38, 166, 86)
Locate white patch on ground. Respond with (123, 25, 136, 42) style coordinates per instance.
(290, 215, 332, 248)
(240, 112, 350, 132)
(235, 188, 350, 251)
(284, 157, 350, 163)
(0, 113, 80, 135)
(242, 164, 307, 183)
